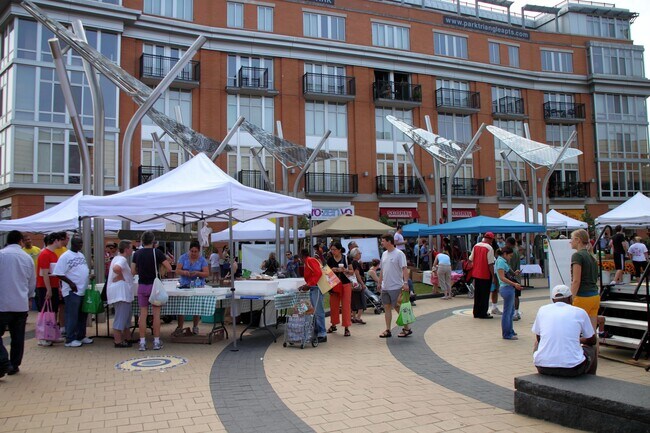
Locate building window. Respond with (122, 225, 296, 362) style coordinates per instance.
(587, 15, 630, 39)
(438, 113, 472, 145)
(257, 6, 273, 32)
(305, 102, 347, 138)
(375, 107, 412, 141)
(434, 32, 468, 59)
(144, 0, 192, 21)
(227, 55, 274, 89)
(590, 45, 644, 77)
(311, 150, 348, 175)
(508, 45, 519, 68)
(493, 119, 526, 193)
(226, 147, 275, 179)
(489, 42, 500, 65)
(227, 2, 244, 28)
(303, 12, 345, 41)
(541, 50, 573, 73)
(304, 63, 346, 94)
(594, 94, 647, 123)
(227, 95, 274, 132)
(372, 22, 409, 50)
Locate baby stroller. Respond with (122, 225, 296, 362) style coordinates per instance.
(451, 259, 474, 298)
(364, 278, 384, 315)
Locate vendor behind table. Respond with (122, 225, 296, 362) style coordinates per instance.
(175, 240, 210, 335)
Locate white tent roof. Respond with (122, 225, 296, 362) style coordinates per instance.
(78, 153, 312, 224)
(500, 204, 548, 226)
(595, 192, 650, 228)
(0, 192, 163, 233)
(546, 209, 588, 230)
(210, 218, 305, 242)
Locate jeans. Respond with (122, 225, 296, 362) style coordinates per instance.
(64, 293, 88, 343)
(309, 287, 326, 337)
(500, 285, 515, 339)
(0, 311, 28, 371)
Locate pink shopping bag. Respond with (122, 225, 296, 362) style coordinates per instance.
(36, 300, 61, 341)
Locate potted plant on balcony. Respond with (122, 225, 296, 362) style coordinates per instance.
(413, 86, 422, 101)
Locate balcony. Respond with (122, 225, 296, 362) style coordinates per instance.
(436, 88, 480, 114)
(305, 172, 358, 197)
(303, 73, 356, 103)
(543, 101, 586, 124)
(139, 53, 200, 89)
(548, 181, 590, 199)
(375, 175, 423, 197)
(237, 170, 271, 191)
(138, 165, 165, 185)
(499, 180, 529, 199)
(373, 81, 422, 109)
(440, 177, 485, 197)
(492, 96, 526, 119)
(226, 66, 279, 97)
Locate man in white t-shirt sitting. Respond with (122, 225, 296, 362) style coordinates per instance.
(531, 285, 597, 377)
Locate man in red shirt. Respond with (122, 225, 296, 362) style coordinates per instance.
(35, 232, 64, 346)
(302, 248, 326, 342)
(469, 232, 496, 319)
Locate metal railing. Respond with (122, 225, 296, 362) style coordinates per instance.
(375, 175, 423, 195)
(436, 88, 480, 110)
(492, 96, 525, 115)
(373, 80, 422, 103)
(237, 169, 271, 191)
(138, 165, 165, 185)
(440, 177, 485, 196)
(548, 181, 589, 198)
(543, 101, 586, 120)
(236, 66, 269, 88)
(499, 180, 529, 198)
(140, 53, 200, 82)
(305, 172, 358, 195)
(303, 73, 356, 96)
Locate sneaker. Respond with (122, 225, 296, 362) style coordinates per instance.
(153, 340, 163, 350)
(490, 307, 502, 316)
(138, 342, 147, 351)
(504, 336, 519, 340)
(38, 340, 53, 347)
(64, 340, 82, 348)
(80, 337, 94, 345)
(513, 314, 521, 322)
(192, 326, 200, 335)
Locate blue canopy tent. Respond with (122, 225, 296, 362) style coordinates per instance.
(402, 222, 430, 238)
(419, 215, 545, 236)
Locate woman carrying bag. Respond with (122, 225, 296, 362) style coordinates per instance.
(107, 240, 135, 348)
(327, 242, 353, 337)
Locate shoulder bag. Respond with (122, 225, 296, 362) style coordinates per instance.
(149, 249, 168, 306)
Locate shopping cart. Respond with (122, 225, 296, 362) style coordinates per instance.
(275, 291, 318, 349)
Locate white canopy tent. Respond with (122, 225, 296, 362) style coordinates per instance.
(500, 204, 548, 226)
(0, 192, 164, 233)
(210, 218, 305, 242)
(546, 209, 588, 230)
(78, 153, 312, 224)
(595, 192, 650, 228)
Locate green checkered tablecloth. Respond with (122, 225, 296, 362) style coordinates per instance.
(132, 295, 224, 316)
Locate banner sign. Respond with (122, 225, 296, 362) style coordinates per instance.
(443, 15, 530, 40)
(306, 0, 335, 5)
(311, 206, 354, 221)
(380, 208, 419, 219)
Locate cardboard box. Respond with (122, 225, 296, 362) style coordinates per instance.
(412, 271, 423, 283)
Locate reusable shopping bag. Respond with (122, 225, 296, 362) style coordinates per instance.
(396, 291, 416, 326)
(36, 300, 61, 341)
(82, 281, 104, 314)
(149, 249, 168, 306)
(317, 265, 341, 295)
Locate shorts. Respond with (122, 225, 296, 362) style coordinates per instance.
(381, 289, 401, 307)
(112, 301, 132, 330)
(573, 294, 600, 318)
(211, 267, 220, 274)
(137, 283, 154, 308)
(515, 288, 521, 298)
(613, 253, 625, 270)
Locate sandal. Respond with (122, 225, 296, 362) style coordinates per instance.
(398, 329, 413, 338)
(114, 341, 132, 348)
(379, 330, 392, 338)
(357, 319, 366, 325)
(327, 325, 337, 334)
(344, 328, 350, 337)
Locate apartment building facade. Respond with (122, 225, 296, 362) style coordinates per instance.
(0, 0, 648, 228)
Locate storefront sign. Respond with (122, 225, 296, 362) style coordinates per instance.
(442, 209, 477, 219)
(380, 208, 419, 219)
(443, 15, 530, 40)
(306, 0, 335, 5)
(311, 206, 354, 221)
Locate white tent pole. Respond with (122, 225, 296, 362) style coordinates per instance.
(229, 211, 238, 351)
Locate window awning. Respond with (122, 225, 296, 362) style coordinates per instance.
(380, 208, 419, 219)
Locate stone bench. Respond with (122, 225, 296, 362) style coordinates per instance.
(514, 374, 650, 433)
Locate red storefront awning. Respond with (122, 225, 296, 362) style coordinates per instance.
(380, 208, 420, 219)
(442, 209, 477, 219)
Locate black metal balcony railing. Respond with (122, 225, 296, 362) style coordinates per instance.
(138, 165, 165, 185)
(140, 53, 200, 82)
(373, 81, 422, 103)
(543, 101, 586, 121)
(237, 170, 271, 191)
(375, 175, 423, 196)
(436, 88, 480, 110)
(548, 181, 590, 199)
(499, 180, 529, 198)
(492, 96, 525, 116)
(440, 177, 485, 197)
(303, 73, 356, 96)
(236, 66, 269, 88)
(305, 172, 358, 195)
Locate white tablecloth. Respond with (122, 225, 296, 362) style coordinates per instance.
(277, 278, 305, 292)
(422, 271, 433, 286)
(520, 264, 542, 274)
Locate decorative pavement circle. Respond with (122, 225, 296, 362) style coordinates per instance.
(115, 355, 187, 372)
(452, 308, 474, 316)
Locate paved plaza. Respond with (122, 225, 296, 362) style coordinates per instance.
(2, 281, 649, 433)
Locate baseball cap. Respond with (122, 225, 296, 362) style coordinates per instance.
(551, 285, 572, 299)
(484, 232, 495, 240)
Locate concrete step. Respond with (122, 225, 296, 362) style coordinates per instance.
(601, 335, 642, 350)
(600, 300, 648, 312)
(603, 316, 648, 330)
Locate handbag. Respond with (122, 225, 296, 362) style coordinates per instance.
(505, 269, 520, 284)
(396, 291, 416, 326)
(317, 265, 341, 295)
(348, 274, 362, 291)
(149, 249, 168, 306)
(82, 281, 104, 314)
(36, 300, 61, 341)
